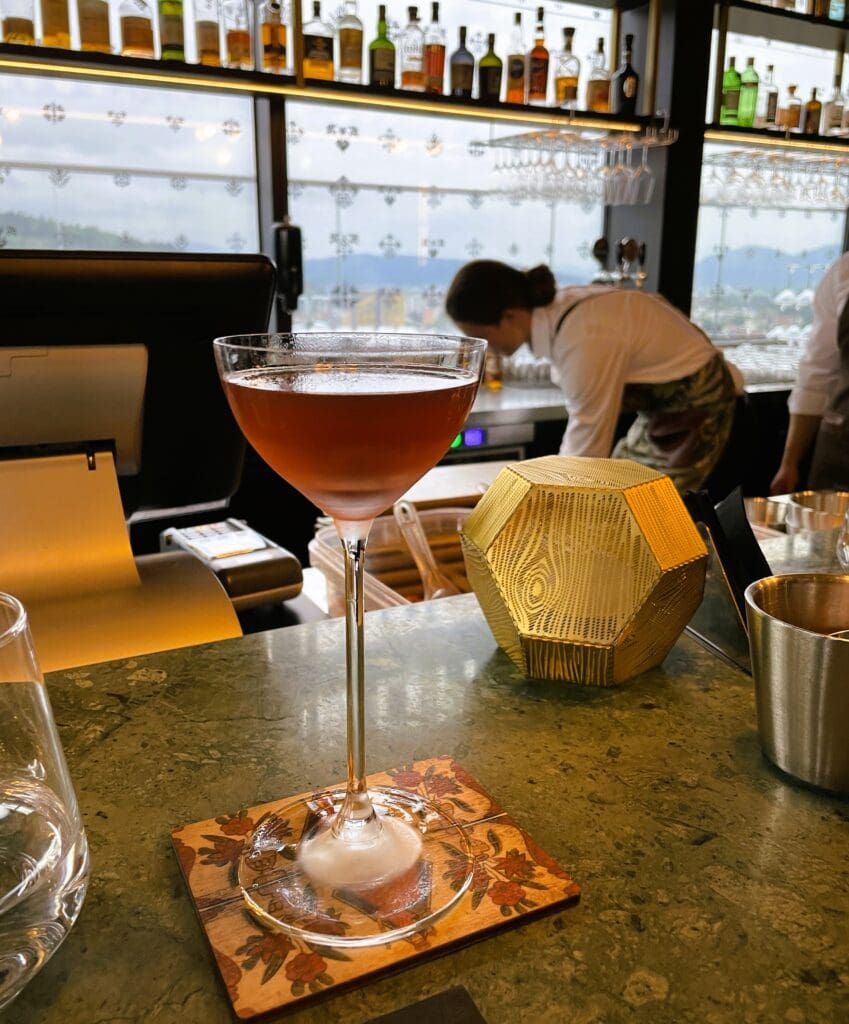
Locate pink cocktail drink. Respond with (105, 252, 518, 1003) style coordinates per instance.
(222, 365, 478, 520)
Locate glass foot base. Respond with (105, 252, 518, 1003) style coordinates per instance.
(238, 786, 474, 948)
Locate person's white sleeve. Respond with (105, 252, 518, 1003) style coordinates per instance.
(788, 261, 843, 416)
(552, 322, 628, 458)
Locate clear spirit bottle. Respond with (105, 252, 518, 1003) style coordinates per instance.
(400, 6, 424, 91)
(337, 0, 363, 84)
(821, 74, 844, 134)
(423, 1, 445, 95)
(585, 37, 609, 113)
(303, 0, 333, 80)
(554, 27, 580, 109)
(756, 63, 778, 128)
(368, 4, 395, 88)
(527, 6, 548, 105)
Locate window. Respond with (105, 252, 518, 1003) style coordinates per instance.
(0, 71, 259, 251)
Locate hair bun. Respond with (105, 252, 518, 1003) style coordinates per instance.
(523, 264, 556, 308)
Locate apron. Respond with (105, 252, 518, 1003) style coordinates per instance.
(809, 296, 849, 490)
(554, 294, 737, 493)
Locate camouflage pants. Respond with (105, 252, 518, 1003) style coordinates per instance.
(611, 354, 737, 493)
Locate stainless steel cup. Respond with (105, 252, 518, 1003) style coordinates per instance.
(745, 574, 849, 794)
(786, 490, 849, 534)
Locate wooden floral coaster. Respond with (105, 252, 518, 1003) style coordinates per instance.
(172, 756, 581, 1020)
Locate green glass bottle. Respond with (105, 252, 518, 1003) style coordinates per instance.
(369, 4, 396, 89)
(478, 31, 502, 102)
(720, 56, 741, 126)
(737, 56, 758, 128)
(159, 0, 185, 60)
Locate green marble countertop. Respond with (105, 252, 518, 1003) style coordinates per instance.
(7, 594, 849, 1024)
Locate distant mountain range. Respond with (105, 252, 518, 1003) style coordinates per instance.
(0, 212, 842, 295)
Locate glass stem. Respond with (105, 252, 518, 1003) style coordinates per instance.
(333, 520, 381, 845)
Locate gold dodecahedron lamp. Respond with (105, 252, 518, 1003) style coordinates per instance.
(461, 456, 708, 686)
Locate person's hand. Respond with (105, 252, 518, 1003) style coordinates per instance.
(770, 464, 799, 496)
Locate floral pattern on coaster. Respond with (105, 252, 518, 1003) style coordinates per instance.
(172, 756, 580, 1020)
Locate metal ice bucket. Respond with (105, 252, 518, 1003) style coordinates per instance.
(745, 574, 849, 794)
(786, 491, 849, 534)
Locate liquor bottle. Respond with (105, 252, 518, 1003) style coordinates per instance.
(778, 84, 801, 130)
(821, 74, 844, 133)
(194, 0, 220, 65)
(400, 6, 424, 91)
(259, 0, 286, 73)
(337, 0, 363, 84)
(719, 56, 741, 125)
(611, 32, 639, 116)
(803, 86, 822, 134)
(478, 32, 502, 103)
(41, 0, 70, 46)
(737, 57, 758, 127)
(159, 0, 185, 60)
(554, 27, 580, 109)
(119, 0, 154, 56)
(449, 25, 474, 98)
(1, 0, 35, 43)
(505, 12, 526, 104)
(423, 1, 445, 95)
(585, 37, 609, 113)
(369, 4, 395, 88)
(78, 0, 111, 51)
(222, 0, 252, 69)
(303, 0, 333, 80)
(527, 6, 548, 105)
(756, 63, 778, 128)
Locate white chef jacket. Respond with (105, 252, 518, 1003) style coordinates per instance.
(529, 286, 735, 459)
(787, 252, 849, 418)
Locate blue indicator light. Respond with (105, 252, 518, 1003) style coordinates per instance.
(463, 428, 486, 447)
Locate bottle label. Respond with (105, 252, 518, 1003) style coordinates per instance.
(723, 88, 740, 110)
(424, 44, 444, 89)
(78, 0, 108, 35)
(586, 78, 609, 111)
(623, 73, 636, 99)
(339, 28, 362, 68)
(827, 102, 843, 129)
(304, 33, 331, 62)
(161, 13, 184, 48)
(121, 15, 152, 49)
(766, 92, 778, 123)
(451, 63, 473, 93)
(528, 55, 548, 95)
(480, 66, 502, 100)
(507, 55, 525, 82)
(370, 48, 395, 86)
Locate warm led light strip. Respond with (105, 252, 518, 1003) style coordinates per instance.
(705, 128, 849, 155)
(0, 56, 641, 132)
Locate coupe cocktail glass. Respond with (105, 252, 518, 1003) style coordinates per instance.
(213, 333, 485, 947)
